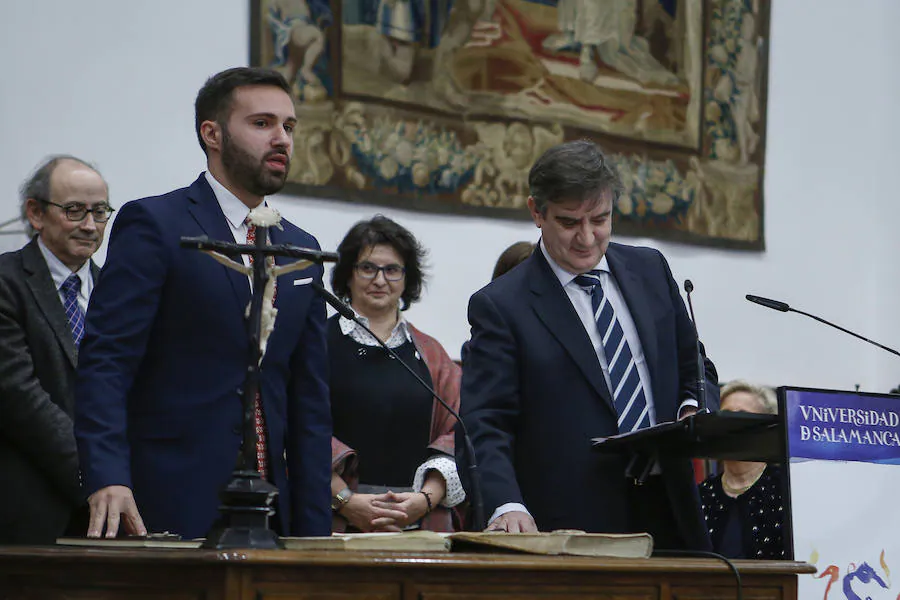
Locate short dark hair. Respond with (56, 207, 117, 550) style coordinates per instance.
(194, 67, 292, 155)
(19, 155, 105, 237)
(528, 140, 622, 214)
(331, 215, 427, 311)
(492, 241, 534, 281)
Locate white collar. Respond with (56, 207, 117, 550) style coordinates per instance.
(338, 307, 412, 348)
(539, 238, 610, 288)
(204, 171, 265, 229)
(36, 236, 92, 293)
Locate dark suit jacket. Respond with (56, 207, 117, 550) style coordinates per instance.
(458, 243, 718, 549)
(74, 174, 332, 539)
(0, 238, 97, 544)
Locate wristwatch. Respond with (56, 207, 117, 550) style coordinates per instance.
(331, 487, 353, 513)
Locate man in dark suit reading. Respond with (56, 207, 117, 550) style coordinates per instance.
(459, 141, 718, 550)
(74, 67, 332, 540)
(0, 156, 110, 544)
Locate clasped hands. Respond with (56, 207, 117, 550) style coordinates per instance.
(339, 490, 430, 532)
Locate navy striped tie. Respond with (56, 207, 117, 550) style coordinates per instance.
(574, 270, 650, 432)
(60, 274, 84, 347)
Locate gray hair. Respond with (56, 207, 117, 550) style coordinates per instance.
(528, 140, 623, 214)
(720, 380, 779, 415)
(19, 155, 104, 237)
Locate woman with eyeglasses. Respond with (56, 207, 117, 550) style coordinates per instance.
(327, 215, 465, 532)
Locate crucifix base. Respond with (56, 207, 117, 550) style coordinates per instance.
(202, 470, 284, 550)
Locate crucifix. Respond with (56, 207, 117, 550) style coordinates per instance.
(180, 205, 338, 549)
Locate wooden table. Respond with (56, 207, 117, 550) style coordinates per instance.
(0, 546, 815, 600)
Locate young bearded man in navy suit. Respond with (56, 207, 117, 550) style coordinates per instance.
(75, 67, 332, 540)
(459, 141, 718, 550)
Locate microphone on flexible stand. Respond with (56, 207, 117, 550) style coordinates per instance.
(311, 281, 486, 531)
(683, 280, 709, 414)
(745, 294, 900, 358)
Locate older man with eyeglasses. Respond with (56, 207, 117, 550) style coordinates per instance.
(0, 155, 112, 544)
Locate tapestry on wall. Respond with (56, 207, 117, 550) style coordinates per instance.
(251, 0, 770, 249)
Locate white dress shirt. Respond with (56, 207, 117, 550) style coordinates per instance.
(205, 171, 263, 281)
(37, 236, 94, 314)
(540, 242, 658, 425)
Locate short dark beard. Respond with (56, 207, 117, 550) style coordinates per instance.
(220, 125, 290, 197)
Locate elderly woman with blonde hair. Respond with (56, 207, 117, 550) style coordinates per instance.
(699, 380, 785, 559)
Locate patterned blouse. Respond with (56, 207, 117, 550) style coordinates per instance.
(699, 465, 786, 559)
(336, 314, 465, 508)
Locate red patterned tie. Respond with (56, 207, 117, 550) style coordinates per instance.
(245, 222, 269, 480)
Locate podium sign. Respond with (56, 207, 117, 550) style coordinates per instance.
(783, 387, 900, 600)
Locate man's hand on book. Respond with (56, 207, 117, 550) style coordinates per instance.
(485, 511, 537, 533)
(86, 485, 147, 538)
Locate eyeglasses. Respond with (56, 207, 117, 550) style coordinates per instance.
(355, 261, 405, 282)
(44, 201, 115, 223)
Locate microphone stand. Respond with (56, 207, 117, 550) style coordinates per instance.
(746, 294, 900, 358)
(311, 281, 486, 531)
(684, 280, 708, 416)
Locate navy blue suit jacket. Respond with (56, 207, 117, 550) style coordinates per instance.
(74, 175, 332, 539)
(459, 243, 717, 549)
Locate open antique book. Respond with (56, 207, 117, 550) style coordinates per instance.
(58, 530, 652, 558)
(282, 530, 451, 552)
(450, 531, 653, 558)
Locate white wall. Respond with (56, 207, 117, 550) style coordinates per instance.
(1, 0, 899, 392)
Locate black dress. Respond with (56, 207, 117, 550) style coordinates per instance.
(328, 316, 434, 488)
(698, 465, 786, 559)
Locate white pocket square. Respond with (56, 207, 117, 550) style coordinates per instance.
(293, 277, 313, 286)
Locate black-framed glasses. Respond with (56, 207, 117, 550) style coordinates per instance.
(355, 261, 405, 281)
(43, 201, 115, 223)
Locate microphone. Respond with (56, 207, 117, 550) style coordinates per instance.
(745, 294, 789, 313)
(746, 294, 900, 358)
(683, 280, 708, 414)
(310, 281, 486, 531)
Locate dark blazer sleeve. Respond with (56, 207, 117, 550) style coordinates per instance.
(700, 342, 720, 412)
(459, 288, 524, 516)
(75, 201, 169, 495)
(0, 275, 79, 501)
(286, 261, 332, 537)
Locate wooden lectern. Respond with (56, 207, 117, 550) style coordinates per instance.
(0, 545, 813, 599)
(0, 410, 819, 599)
